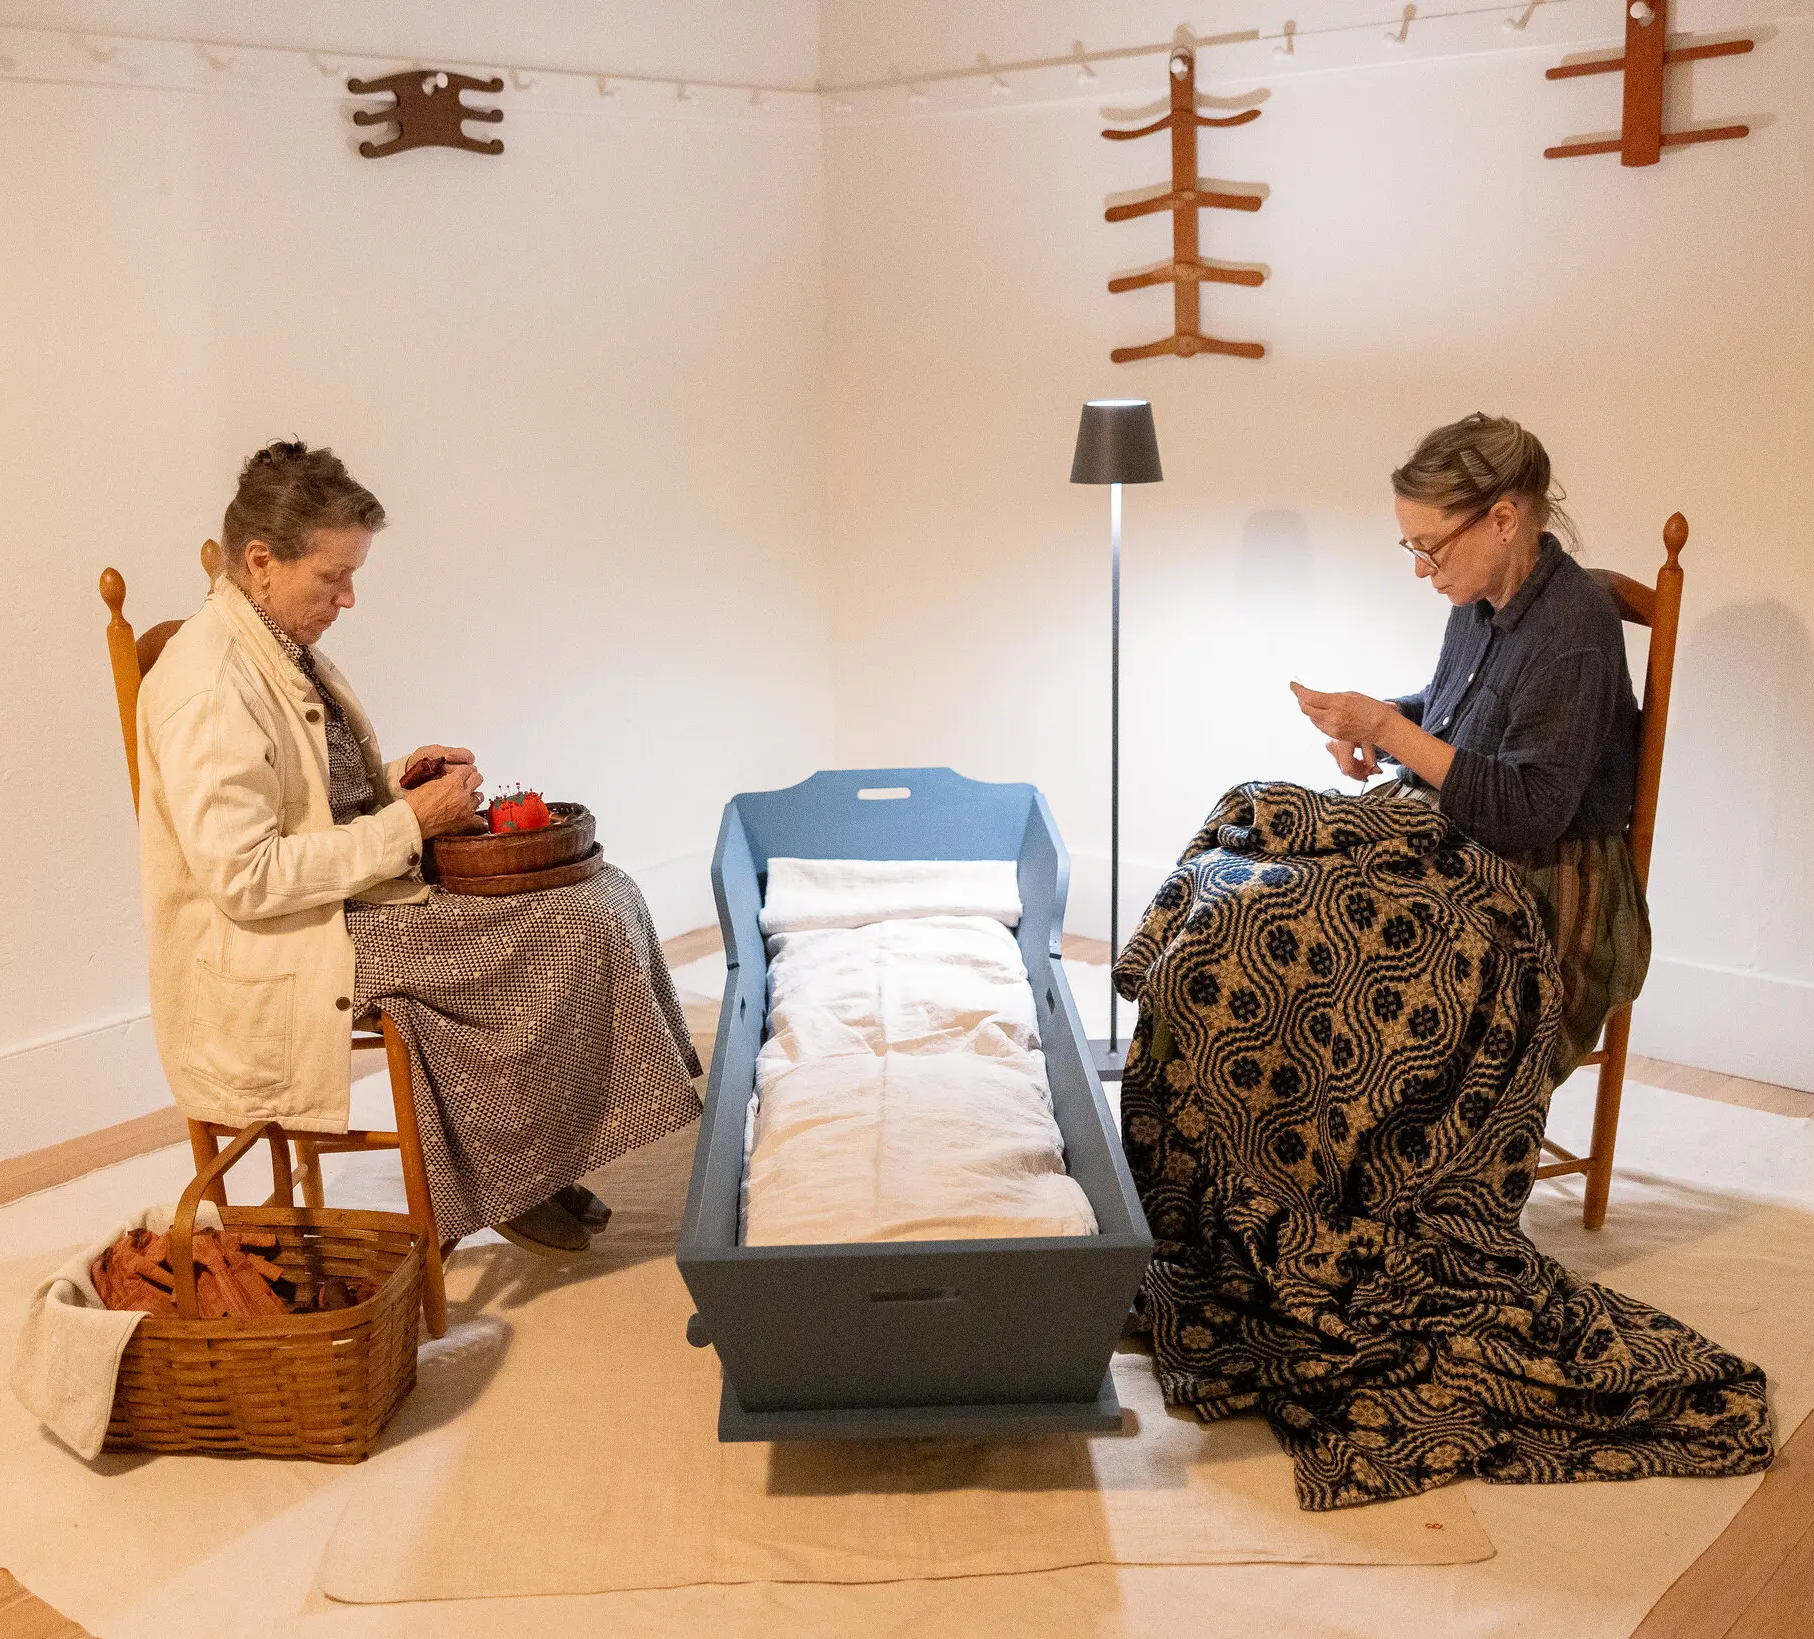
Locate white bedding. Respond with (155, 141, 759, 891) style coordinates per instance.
(759, 857, 1022, 935)
(744, 1050, 1098, 1245)
(742, 910, 1097, 1246)
(760, 916, 1039, 1066)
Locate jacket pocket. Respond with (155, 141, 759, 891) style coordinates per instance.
(183, 962, 295, 1092)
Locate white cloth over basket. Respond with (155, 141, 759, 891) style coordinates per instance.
(742, 892, 1097, 1245)
(10, 1199, 223, 1460)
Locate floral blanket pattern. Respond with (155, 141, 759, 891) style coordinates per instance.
(1114, 782, 1772, 1511)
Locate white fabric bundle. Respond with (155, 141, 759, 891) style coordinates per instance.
(743, 914, 1097, 1246)
(759, 857, 1022, 935)
(745, 1050, 1098, 1245)
(760, 916, 1039, 1067)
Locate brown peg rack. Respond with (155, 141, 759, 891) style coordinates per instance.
(1544, 0, 1755, 166)
(1101, 46, 1265, 363)
(348, 70, 505, 158)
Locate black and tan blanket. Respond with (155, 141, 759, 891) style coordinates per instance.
(1114, 782, 1773, 1511)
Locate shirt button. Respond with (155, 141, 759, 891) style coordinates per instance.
(1441, 715, 1452, 728)
(407, 851, 421, 866)
(306, 708, 322, 724)
(335, 996, 352, 1011)
(1466, 672, 1475, 683)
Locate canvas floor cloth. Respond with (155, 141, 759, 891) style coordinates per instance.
(1113, 782, 1773, 1512)
(348, 866, 703, 1241)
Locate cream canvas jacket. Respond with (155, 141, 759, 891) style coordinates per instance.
(137, 576, 427, 1133)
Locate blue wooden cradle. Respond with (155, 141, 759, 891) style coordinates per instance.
(677, 767, 1154, 1441)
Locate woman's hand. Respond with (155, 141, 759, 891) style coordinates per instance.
(404, 745, 479, 784)
(402, 761, 487, 839)
(1290, 683, 1391, 783)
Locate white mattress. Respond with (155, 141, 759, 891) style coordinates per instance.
(742, 914, 1098, 1246)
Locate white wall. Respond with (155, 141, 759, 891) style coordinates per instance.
(819, 0, 1814, 1089)
(0, 3, 834, 1155)
(4, 0, 1810, 1159)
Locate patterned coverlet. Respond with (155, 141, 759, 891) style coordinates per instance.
(1114, 782, 1772, 1511)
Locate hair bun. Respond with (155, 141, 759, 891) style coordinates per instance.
(247, 439, 310, 471)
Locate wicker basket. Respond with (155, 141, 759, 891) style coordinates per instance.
(103, 1120, 423, 1464)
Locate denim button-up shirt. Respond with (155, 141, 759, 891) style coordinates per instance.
(1389, 534, 1641, 854)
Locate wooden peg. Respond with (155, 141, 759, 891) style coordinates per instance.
(348, 70, 504, 158)
(1100, 48, 1266, 364)
(1544, 1, 1756, 166)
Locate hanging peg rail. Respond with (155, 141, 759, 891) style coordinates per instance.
(1101, 47, 1265, 363)
(348, 69, 504, 157)
(1544, 0, 1755, 166)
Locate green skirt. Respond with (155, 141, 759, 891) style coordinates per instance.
(1383, 781, 1651, 1083)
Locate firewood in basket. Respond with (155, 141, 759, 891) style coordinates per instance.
(400, 755, 447, 789)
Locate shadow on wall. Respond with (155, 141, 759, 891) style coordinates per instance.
(1649, 598, 1814, 980)
(1238, 508, 1313, 601)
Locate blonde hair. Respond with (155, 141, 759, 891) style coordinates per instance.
(1391, 412, 1578, 552)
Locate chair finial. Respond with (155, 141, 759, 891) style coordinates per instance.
(202, 539, 222, 581)
(1663, 512, 1688, 563)
(100, 567, 127, 617)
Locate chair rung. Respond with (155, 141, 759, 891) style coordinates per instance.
(304, 1128, 402, 1153)
(1540, 1137, 1580, 1163)
(1580, 1049, 1610, 1067)
(1536, 1158, 1594, 1179)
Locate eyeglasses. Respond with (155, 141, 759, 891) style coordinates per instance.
(1399, 501, 1493, 567)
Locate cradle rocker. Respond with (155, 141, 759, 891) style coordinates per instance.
(678, 768, 1153, 1441)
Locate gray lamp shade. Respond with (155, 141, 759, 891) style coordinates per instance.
(1070, 399, 1163, 485)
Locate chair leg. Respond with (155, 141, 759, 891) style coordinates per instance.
(381, 1012, 447, 1339)
(294, 1138, 326, 1209)
(1582, 1005, 1635, 1230)
(187, 1120, 227, 1210)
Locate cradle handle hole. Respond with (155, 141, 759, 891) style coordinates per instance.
(869, 1286, 960, 1304)
(857, 787, 911, 801)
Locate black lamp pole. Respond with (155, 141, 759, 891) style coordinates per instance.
(1070, 399, 1162, 1082)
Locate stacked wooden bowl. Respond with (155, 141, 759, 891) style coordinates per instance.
(425, 802, 603, 896)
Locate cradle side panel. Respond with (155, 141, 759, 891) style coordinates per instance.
(684, 1237, 1150, 1416)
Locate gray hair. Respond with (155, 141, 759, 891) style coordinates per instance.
(222, 440, 386, 577)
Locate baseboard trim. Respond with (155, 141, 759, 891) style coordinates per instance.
(0, 1105, 191, 1208)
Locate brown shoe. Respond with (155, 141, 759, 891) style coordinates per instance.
(554, 1185, 612, 1230)
(496, 1198, 591, 1256)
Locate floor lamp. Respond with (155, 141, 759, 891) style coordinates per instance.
(1070, 398, 1163, 1082)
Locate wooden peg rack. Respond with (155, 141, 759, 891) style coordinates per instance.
(348, 70, 504, 158)
(1545, 0, 1755, 166)
(1101, 47, 1265, 363)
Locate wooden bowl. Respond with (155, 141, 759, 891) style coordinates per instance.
(424, 802, 594, 882)
(436, 845, 606, 898)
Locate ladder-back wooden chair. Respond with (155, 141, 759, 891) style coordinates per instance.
(1536, 512, 1687, 1229)
(100, 542, 447, 1336)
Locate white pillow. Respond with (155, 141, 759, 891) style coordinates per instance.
(760, 857, 1021, 935)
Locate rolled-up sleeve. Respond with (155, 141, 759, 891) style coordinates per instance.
(1388, 688, 1428, 730)
(151, 682, 421, 923)
(1440, 648, 1615, 853)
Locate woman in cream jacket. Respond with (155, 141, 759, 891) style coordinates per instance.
(139, 442, 702, 1255)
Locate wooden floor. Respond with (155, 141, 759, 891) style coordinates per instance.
(4, 924, 1808, 1636)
